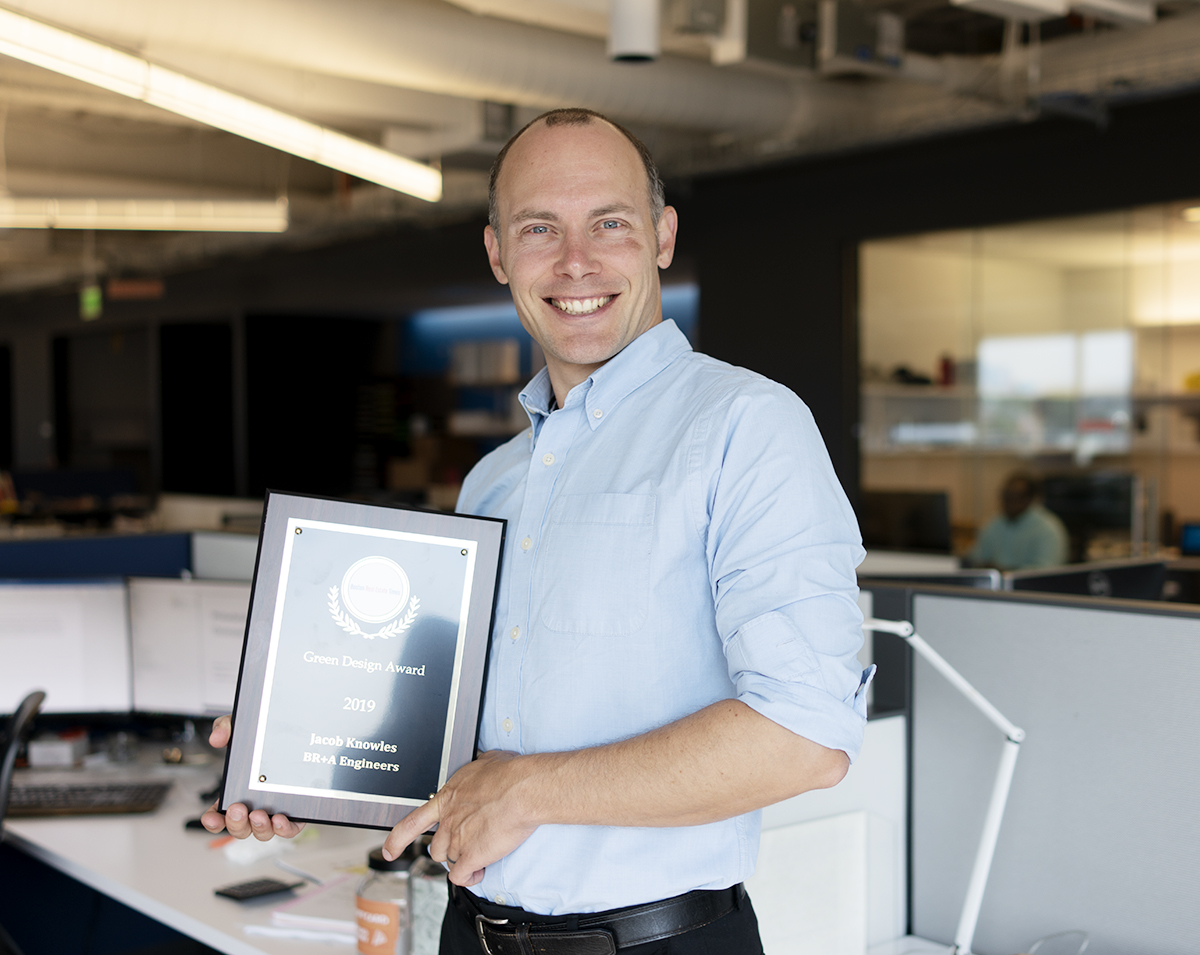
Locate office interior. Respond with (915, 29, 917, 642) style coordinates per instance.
(2, 2, 1200, 954)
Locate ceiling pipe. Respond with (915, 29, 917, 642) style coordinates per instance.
(4, 0, 797, 133)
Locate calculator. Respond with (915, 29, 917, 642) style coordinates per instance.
(214, 877, 304, 901)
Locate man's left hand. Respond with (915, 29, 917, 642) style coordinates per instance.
(200, 715, 306, 841)
(381, 749, 539, 887)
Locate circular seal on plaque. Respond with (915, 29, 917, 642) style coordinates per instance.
(340, 556, 411, 623)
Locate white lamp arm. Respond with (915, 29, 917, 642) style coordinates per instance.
(862, 616, 1026, 955)
(863, 617, 1025, 742)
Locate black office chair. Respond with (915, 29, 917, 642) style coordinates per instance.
(1, 690, 46, 955)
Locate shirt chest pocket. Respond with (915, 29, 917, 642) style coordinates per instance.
(535, 492, 655, 636)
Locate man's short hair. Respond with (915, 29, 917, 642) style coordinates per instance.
(487, 108, 666, 238)
(1005, 471, 1041, 500)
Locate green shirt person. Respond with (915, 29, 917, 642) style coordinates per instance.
(969, 473, 1069, 571)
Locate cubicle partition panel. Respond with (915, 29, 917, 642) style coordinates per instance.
(0, 533, 192, 579)
(906, 589, 1200, 955)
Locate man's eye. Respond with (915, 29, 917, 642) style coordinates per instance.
(601, 220, 621, 229)
(529, 225, 549, 234)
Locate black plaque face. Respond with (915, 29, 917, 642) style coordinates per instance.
(221, 492, 504, 828)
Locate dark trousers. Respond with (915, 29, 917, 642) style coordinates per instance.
(439, 885, 766, 955)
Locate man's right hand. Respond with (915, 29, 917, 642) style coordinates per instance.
(200, 715, 306, 841)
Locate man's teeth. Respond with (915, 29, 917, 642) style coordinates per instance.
(551, 296, 613, 315)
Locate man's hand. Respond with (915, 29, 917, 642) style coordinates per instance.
(382, 750, 539, 887)
(199, 715, 306, 841)
(378, 700, 847, 887)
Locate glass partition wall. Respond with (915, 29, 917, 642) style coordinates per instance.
(860, 202, 1200, 560)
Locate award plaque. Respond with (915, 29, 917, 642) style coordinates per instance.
(220, 490, 505, 829)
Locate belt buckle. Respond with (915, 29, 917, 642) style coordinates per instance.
(475, 914, 510, 955)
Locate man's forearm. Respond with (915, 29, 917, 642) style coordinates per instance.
(384, 699, 849, 883)
(510, 698, 848, 829)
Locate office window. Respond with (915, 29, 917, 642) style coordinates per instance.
(860, 203, 1200, 558)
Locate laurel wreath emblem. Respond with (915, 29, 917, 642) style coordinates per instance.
(327, 586, 420, 639)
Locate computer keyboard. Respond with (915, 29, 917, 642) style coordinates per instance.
(7, 780, 173, 816)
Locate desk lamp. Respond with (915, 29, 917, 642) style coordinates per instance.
(864, 618, 1026, 955)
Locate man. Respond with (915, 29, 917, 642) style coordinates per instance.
(969, 471, 1068, 570)
(208, 108, 871, 954)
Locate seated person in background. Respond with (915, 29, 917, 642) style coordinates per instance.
(968, 471, 1068, 570)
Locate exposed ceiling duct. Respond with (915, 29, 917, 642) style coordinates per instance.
(2, 0, 798, 133)
(4, 0, 1200, 296)
(8, 0, 1200, 155)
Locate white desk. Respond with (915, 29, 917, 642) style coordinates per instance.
(6, 719, 918, 955)
(4, 762, 380, 955)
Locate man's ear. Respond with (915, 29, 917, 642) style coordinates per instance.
(656, 206, 679, 270)
(484, 226, 509, 285)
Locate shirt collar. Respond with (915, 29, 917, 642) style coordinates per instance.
(517, 320, 692, 442)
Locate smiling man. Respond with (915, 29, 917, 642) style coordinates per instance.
(204, 108, 872, 953)
(370, 109, 874, 955)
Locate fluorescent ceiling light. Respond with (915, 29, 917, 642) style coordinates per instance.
(1070, 0, 1155, 24)
(952, 0, 1067, 21)
(0, 7, 441, 203)
(0, 197, 289, 231)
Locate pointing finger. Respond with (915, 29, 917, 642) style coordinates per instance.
(383, 796, 440, 861)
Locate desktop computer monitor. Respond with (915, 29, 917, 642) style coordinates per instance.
(1041, 472, 1133, 561)
(1005, 559, 1166, 601)
(0, 579, 131, 714)
(860, 569, 1001, 590)
(128, 577, 251, 716)
(860, 490, 952, 553)
(1180, 522, 1200, 557)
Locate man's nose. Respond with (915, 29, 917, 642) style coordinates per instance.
(556, 230, 600, 279)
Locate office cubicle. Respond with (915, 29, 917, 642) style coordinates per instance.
(861, 583, 1199, 955)
(0, 531, 258, 582)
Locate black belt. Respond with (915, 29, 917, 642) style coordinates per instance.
(451, 882, 744, 955)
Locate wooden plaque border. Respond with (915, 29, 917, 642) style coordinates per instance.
(219, 490, 505, 829)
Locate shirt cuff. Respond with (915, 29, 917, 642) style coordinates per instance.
(735, 667, 873, 764)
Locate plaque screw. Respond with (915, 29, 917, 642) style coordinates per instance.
(259, 775, 267, 782)
(461, 548, 468, 555)
(295, 528, 302, 534)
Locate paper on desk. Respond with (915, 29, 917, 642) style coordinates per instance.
(271, 872, 360, 936)
(244, 924, 354, 944)
(223, 833, 296, 865)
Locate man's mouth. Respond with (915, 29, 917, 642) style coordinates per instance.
(548, 295, 614, 315)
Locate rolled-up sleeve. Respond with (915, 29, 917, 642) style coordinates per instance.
(695, 381, 871, 761)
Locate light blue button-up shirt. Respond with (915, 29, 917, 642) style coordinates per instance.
(457, 320, 869, 915)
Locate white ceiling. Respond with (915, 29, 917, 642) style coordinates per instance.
(2, 0, 1200, 296)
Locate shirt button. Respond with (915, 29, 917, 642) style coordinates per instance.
(495, 895, 506, 905)
(593, 409, 603, 419)
(502, 718, 514, 733)
(510, 626, 520, 640)
(542, 452, 555, 466)
(520, 537, 532, 551)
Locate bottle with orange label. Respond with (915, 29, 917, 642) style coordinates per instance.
(356, 846, 413, 955)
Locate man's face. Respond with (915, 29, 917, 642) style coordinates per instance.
(484, 120, 677, 388)
(1002, 481, 1034, 521)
